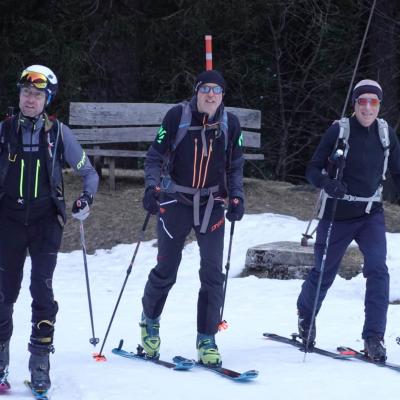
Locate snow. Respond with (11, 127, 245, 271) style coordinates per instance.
(8, 213, 400, 399)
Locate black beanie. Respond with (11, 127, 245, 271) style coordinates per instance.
(194, 70, 226, 92)
(351, 79, 383, 104)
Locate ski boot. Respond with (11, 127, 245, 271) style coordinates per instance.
(298, 311, 316, 347)
(139, 312, 160, 359)
(364, 337, 387, 362)
(28, 342, 54, 393)
(197, 334, 222, 367)
(0, 340, 10, 391)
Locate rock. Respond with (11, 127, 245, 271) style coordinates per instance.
(243, 241, 363, 280)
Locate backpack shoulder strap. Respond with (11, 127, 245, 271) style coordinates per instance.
(221, 109, 229, 151)
(377, 118, 390, 180)
(172, 101, 192, 151)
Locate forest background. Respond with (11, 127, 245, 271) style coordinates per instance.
(0, 0, 399, 186)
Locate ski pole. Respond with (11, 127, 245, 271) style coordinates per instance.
(303, 152, 344, 359)
(218, 221, 235, 331)
(79, 220, 99, 347)
(303, 0, 377, 361)
(300, 0, 377, 247)
(301, 191, 322, 246)
(94, 212, 151, 361)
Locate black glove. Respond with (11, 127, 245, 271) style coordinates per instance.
(72, 192, 93, 220)
(226, 197, 244, 222)
(142, 186, 161, 215)
(323, 179, 347, 199)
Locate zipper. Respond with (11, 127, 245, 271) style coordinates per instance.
(201, 139, 213, 187)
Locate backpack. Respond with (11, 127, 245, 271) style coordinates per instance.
(164, 101, 230, 174)
(317, 117, 390, 218)
(335, 117, 390, 180)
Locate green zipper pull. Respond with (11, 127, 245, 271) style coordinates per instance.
(34, 159, 40, 198)
(19, 159, 25, 198)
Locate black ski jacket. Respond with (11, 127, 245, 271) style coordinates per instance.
(144, 97, 245, 200)
(306, 116, 400, 220)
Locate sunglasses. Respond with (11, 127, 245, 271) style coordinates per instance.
(198, 85, 224, 95)
(20, 71, 48, 90)
(356, 97, 380, 107)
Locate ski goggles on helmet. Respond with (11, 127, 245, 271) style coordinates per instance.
(198, 85, 224, 95)
(19, 71, 48, 90)
(356, 97, 380, 107)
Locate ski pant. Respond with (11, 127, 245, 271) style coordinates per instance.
(0, 207, 62, 344)
(297, 210, 389, 339)
(142, 194, 225, 335)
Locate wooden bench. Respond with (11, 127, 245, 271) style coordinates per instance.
(69, 102, 263, 190)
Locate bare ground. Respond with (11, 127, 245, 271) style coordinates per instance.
(60, 169, 400, 254)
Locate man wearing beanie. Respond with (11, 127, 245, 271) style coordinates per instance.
(139, 69, 244, 366)
(296, 79, 400, 362)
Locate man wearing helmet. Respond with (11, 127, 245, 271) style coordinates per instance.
(0, 65, 99, 394)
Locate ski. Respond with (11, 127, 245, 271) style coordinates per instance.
(263, 332, 351, 360)
(112, 340, 194, 371)
(24, 380, 49, 400)
(337, 346, 400, 372)
(173, 356, 258, 381)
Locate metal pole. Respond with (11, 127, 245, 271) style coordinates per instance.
(205, 35, 213, 70)
(300, 0, 377, 246)
(94, 212, 151, 361)
(79, 220, 99, 347)
(303, 0, 377, 360)
(218, 221, 235, 331)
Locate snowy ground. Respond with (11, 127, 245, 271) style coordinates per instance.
(8, 213, 400, 399)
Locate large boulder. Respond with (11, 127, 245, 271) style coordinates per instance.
(243, 241, 363, 280)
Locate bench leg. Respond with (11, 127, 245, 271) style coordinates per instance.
(109, 158, 116, 191)
(93, 145, 103, 179)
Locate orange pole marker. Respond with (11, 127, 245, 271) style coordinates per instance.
(205, 35, 213, 70)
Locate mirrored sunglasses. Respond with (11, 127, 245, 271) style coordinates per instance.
(198, 85, 223, 95)
(20, 71, 48, 89)
(356, 97, 380, 107)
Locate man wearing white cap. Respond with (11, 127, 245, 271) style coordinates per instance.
(296, 79, 400, 362)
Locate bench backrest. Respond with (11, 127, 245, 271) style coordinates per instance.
(69, 102, 263, 159)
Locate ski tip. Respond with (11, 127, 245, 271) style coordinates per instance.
(93, 352, 107, 362)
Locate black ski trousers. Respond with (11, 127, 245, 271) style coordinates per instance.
(0, 205, 62, 343)
(142, 194, 225, 335)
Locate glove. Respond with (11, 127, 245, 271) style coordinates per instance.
(72, 192, 93, 220)
(142, 186, 161, 215)
(226, 197, 244, 222)
(323, 179, 347, 199)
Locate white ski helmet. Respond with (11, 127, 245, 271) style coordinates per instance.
(18, 65, 58, 105)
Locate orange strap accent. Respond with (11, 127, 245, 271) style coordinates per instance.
(192, 138, 198, 187)
(201, 139, 213, 188)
